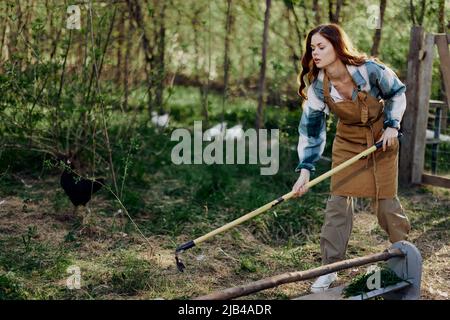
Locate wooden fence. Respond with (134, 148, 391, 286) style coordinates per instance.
(400, 27, 450, 189)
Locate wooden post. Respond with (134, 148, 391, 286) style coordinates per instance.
(400, 27, 423, 186)
(435, 34, 450, 110)
(411, 33, 435, 184)
(435, 34, 450, 129)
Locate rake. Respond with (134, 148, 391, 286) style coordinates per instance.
(175, 134, 402, 272)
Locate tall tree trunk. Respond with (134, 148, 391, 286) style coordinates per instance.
(437, 0, 448, 128)
(116, 10, 125, 85)
(45, 0, 51, 58)
(313, 0, 321, 25)
(236, 8, 246, 96)
(328, 0, 343, 24)
(126, 0, 155, 116)
(286, 8, 299, 74)
(417, 0, 426, 26)
(82, 2, 90, 84)
(11, 1, 23, 68)
(255, 0, 271, 130)
(191, 8, 201, 81)
(409, 0, 426, 26)
(124, 15, 132, 111)
(191, 6, 209, 124)
(155, 1, 167, 114)
(1, 4, 11, 63)
(370, 0, 387, 57)
(409, 0, 416, 25)
(200, 1, 212, 126)
(334, 0, 343, 24)
(45, 0, 55, 59)
(299, 0, 309, 38)
(328, 0, 333, 23)
(286, 3, 304, 73)
(437, 0, 445, 33)
(85, 7, 117, 104)
(222, 0, 234, 124)
(76, 12, 84, 76)
(22, 0, 29, 66)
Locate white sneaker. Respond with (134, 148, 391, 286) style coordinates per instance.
(310, 272, 338, 293)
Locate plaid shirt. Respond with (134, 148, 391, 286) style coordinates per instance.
(296, 60, 407, 173)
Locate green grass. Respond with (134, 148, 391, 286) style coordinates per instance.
(342, 265, 407, 298)
(0, 272, 28, 300)
(79, 251, 159, 297)
(1, 84, 449, 300)
(0, 84, 338, 299)
(0, 227, 71, 280)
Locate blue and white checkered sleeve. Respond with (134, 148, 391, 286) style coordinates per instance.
(295, 86, 327, 174)
(369, 62, 407, 129)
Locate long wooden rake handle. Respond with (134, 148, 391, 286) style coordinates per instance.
(176, 135, 399, 255)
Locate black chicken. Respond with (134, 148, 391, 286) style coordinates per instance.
(60, 160, 105, 227)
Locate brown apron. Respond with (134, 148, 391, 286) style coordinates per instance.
(323, 70, 399, 199)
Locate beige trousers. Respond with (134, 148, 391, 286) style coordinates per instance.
(320, 195, 411, 264)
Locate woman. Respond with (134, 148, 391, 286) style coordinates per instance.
(292, 24, 411, 293)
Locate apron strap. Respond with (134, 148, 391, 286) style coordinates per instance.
(358, 91, 369, 124)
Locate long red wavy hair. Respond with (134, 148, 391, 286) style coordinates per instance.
(297, 24, 367, 99)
